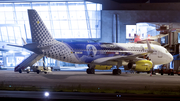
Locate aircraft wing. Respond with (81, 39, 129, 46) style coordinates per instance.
(93, 51, 148, 64)
(93, 40, 153, 64)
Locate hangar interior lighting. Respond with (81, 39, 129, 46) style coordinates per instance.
(9, 51, 14, 53)
(0, 1, 102, 68)
(0, 1, 102, 42)
(21, 51, 29, 55)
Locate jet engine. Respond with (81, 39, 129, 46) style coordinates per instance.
(127, 60, 153, 71)
(94, 65, 113, 70)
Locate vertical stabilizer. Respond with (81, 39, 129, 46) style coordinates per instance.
(28, 9, 55, 43)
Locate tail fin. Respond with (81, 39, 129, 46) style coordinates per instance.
(28, 9, 55, 43)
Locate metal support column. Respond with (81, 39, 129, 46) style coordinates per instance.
(13, 3, 17, 44)
(66, 2, 73, 38)
(13, 3, 18, 24)
(169, 32, 172, 48)
(48, 2, 55, 37)
(56, 60, 60, 67)
(112, 14, 119, 43)
(179, 44, 180, 56)
(6, 27, 10, 43)
(116, 14, 119, 43)
(112, 14, 116, 43)
(84, 1, 92, 38)
(2, 52, 6, 67)
(43, 56, 46, 68)
(0, 28, 3, 41)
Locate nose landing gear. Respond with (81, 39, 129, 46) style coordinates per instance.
(86, 68, 95, 74)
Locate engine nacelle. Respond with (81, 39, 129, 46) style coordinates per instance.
(127, 60, 153, 71)
(94, 65, 113, 70)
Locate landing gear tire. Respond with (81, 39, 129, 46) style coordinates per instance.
(136, 71, 140, 74)
(171, 72, 174, 75)
(161, 73, 163, 75)
(19, 69, 22, 73)
(86, 68, 95, 74)
(113, 69, 121, 75)
(37, 70, 40, 74)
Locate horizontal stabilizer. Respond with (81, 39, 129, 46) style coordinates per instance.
(7, 44, 23, 48)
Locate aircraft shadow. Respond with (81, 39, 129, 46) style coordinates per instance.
(41, 73, 131, 79)
(96, 73, 131, 77)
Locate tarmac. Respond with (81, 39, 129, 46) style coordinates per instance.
(0, 91, 180, 101)
(0, 67, 180, 91)
(1, 68, 180, 100)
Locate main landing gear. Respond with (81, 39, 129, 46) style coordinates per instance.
(86, 64, 95, 74)
(113, 69, 121, 75)
(86, 63, 122, 75)
(112, 61, 122, 75)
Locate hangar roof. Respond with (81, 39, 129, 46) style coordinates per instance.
(0, 0, 84, 2)
(0, 0, 180, 3)
(112, 0, 180, 3)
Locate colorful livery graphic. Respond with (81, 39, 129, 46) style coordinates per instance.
(11, 9, 173, 75)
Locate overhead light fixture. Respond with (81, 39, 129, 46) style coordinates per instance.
(9, 51, 14, 53)
(21, 52, 29, 55)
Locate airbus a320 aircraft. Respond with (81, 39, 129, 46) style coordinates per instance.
(11, 9, 173, 75)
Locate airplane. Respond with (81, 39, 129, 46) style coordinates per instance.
(8, 9, 173, 75)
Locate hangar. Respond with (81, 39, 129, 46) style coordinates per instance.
(1, 0, 180, 100)
(0, 0, 101, 68)
(0, 0, 180, 73)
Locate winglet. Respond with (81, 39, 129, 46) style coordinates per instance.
(146, 39, 154, 53)
(22, 38, 27, 45)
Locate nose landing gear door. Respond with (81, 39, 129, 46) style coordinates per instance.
(158, 51, 163, 58)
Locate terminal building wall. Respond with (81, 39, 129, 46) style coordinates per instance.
(101, 10, 180, 43)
